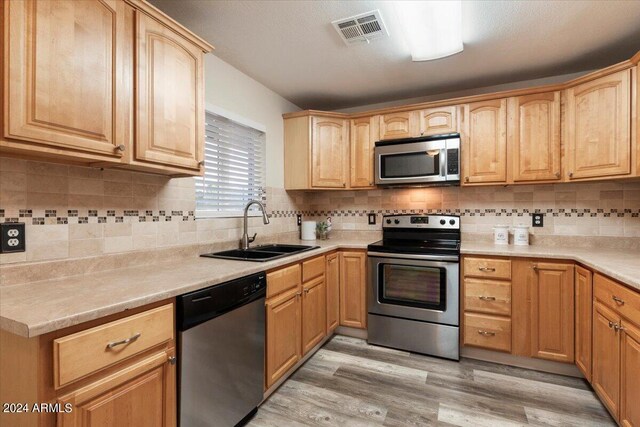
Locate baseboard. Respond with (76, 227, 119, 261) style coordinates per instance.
(335, 326, 367, 339)
(461, 347, 584, 378)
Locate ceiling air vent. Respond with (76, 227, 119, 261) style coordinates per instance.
(332, 10, 388, 45)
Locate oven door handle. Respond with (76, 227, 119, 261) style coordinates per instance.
(368, 251, 459, 262)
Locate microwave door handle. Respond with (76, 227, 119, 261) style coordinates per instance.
(440, 148, 448, 179)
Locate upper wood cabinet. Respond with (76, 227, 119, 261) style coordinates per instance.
(339, 251, 367, 329)
(312, 117, 349, 188)
(1, 0, 213, 176)
(508, 92, 561, 182)
(419, 106, 458, 137)
(134, 10, 205, 172)
(349, 116, 377, 188)
(379, 111, 419, 140)
(461, 99, 508, 184)
(575, 265, 593, 381)
(2, 0, 128, 163)
(565, 69, 632, 180)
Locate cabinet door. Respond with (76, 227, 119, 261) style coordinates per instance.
(326, 252, 340, 333)
(135, 11, 204, 171)
(302, 277, 327, 355)
(419, 106, 458, 137)
(57, 350, 176, 427)
(339, 251, 367, 329)
(461, 99, 507, 184)
(311, 117, 348, 188)
(4, 0, 127, 160)
(266, 288, 301, 388)
(592, 302, 621, 419)
(350, 117, 377, 188)
(531, 263, 574, 363)
(575, 266, 593, 381)
(620, 320, 640, 427)
(566, 69, 631, 180)
(509, 92, 561, 182)
(379, 111, 419, 140)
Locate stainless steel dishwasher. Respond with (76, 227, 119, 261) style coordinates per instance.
(177, 272, 266, 427)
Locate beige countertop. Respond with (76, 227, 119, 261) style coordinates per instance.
(1, 236, 639, 338)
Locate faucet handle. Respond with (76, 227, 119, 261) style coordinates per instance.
(248, 233, 257, 244)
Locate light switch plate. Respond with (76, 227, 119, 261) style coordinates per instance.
(1, 222, 26, 253)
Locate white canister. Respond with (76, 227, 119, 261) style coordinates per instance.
(493, 225, 509, 245)
(513, 224, 530, 246)
(301, 221, 316, 241)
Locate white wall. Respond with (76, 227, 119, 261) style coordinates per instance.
(204, 54, 301, 188)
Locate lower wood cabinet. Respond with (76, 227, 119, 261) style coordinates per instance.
(302, 276, 327, 355)
(621, 320, 640, 426)
(57, 349, 176, 427)
(326, 252, 340, 332)
(592, 301, 622, 419)
(339, 251, 367, 329)
(463, 313, 512, 352)
(530, 262, 575, 363)
(265, 287, 301, 389)
(575, 265, 593, 381)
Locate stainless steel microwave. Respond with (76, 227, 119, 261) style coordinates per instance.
(374, 134, 460, 187)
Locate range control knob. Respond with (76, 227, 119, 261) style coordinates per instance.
(440, 219, 446, 225)
(449, 219, 456, 225)
(394, 219, 400, 225)
(386, 219, 392, 224)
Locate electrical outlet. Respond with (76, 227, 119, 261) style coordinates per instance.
(368, 213, 377, 225)
(296, 214, 302, 226)
(1, 222, 26, 253)
(532, 213, 544, 227)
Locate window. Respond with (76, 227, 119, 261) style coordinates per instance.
(195, 111, 266, 217)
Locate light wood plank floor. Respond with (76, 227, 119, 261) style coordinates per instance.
(249, 335, 615, 426)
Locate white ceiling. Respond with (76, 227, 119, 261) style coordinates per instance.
(149, 0, 640, 110)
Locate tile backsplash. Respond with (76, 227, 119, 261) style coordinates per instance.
(1, 158, 639, 264)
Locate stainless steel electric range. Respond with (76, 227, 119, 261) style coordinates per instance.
(367, 214, 461, 361)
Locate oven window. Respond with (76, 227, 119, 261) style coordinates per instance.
(381, 152, 440, 179)
(379, 264, 446, 310)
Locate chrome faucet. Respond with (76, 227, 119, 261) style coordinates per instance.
(240, 200, 270, 250)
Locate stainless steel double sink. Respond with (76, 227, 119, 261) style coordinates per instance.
(200, 244, 319, 262)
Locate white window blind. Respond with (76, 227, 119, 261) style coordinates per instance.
(195, 111, 266, 217)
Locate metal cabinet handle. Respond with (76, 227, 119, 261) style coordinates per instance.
(568, 172, 573, 178)
(479, 296, 496, 301)
(533, 265, 539, 272)
(342, 183, 346, 187)
(168, 356, 177, 365)
(555, 172, 560, 178)
(608, 321, 616, 329)
(198, 160, 205, 167)
(613, 324, 625, 332)
(478, 267, 495, 272)
(464, 176, 470, 182)
(115, 144, 126, 152)
(106, 332, 141, 349)
(295, 291, 302, 297)
(612, 296, 625, 305)
(477, 330, 496, 336)
(304, 288, 310, 294)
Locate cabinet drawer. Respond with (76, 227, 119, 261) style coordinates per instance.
(594, 273, 640, 327)
(53, 304, 174, 389)
(464, 257, 511, 280)
(302, 256, 325, 282)
(464, 278, 511, 316)
(464, 313, 511, 352)
(267, 264, 301, 298)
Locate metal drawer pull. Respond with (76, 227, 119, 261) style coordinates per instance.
(168, 356, 177, 365)
(613, 324, 625, 332)
(608, 321, 616, 329)
(479, 296, 496, 301)
(478, 267, 496, 272)
(477, 330, 496, 336)
(106, 332, 141, 349)
(612, 296, 625, 305)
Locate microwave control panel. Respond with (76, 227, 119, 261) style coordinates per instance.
(447, 148, 459, 175)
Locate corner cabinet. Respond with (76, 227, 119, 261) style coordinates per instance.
(575, 265, 593, 381)
(461, 99, 508, 185)
(565, 69, 632, 180)
(0, 0, 213, 177)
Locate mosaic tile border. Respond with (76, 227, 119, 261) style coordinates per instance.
(1, 207, 639, 225)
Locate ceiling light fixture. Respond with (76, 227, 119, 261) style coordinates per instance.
(396, 0, 464, 62)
